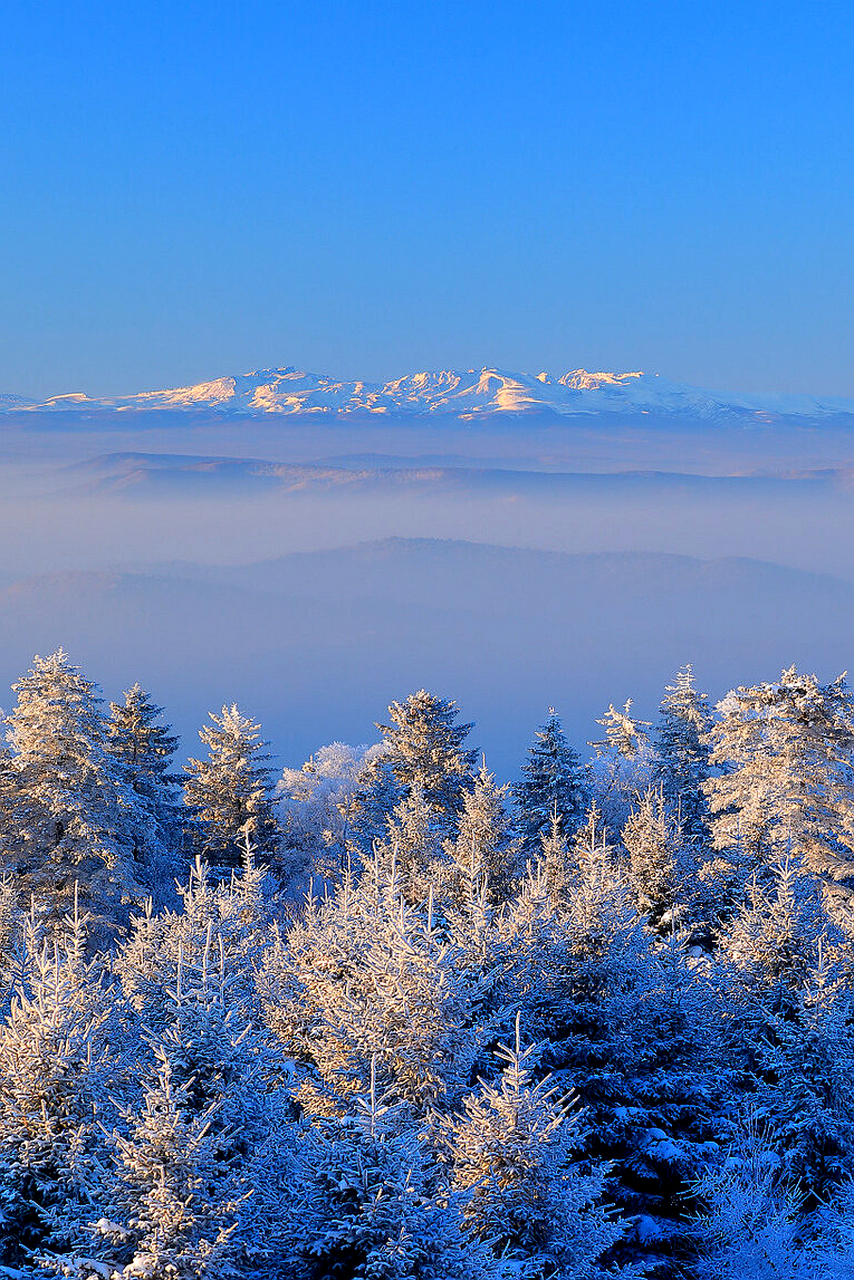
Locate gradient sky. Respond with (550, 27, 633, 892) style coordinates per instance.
(2, 0, 853, 399)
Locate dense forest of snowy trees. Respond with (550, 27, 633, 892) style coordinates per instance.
(3, 650, 854, 1276)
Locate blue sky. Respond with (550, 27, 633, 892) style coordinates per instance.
(2, 0, 853, 398)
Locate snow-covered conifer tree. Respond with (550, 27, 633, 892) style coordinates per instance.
(107, 682, 184, 895)
(3, 649, 146, 921)
(537, 806, 574, 902)
(184, 704, 281, 870)
(440, 1018, 633, 1277)
(623, 787, 680, 930)
(260, 857, 481, 1113)
(705, 667, 854, 889)
(94, 913, 279, 1279)
(653, 666, 712, 843)
(377, 690, 476, 826)
(0, 899, 120, 1268)
(346, 744, 404, 856)
(752, 944, 854, 1208)
(694, 1138, 820, 1280)
(93, 1053, 249, 1280)
(283, 1061, 485, 1280)
(514, 709, 589, 857)
(374, 783, 444, 901)
(115, 846, 274, 1025)
(444, 764, 521, 904)
(588, 699, 654, 832)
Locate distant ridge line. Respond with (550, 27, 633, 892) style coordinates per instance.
(7, 365, 854, 425)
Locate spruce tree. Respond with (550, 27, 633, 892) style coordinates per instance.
(375, 783, 443, 900)
(623, 787, 680, 930)
(2, 649, 146, 921)
(588, 699, 654, 833)
(347, 746, 405, 856)
(378, 690, 476, 826)
(0, 900, 120, 1268)
(705, 667, 854, 889)
(184, 704, 281, 870)
(260, 855, 481, 1114)
(440, 1018, 633, 1277)
(444, 764, 521, 904)
(108, 682, 184, 893)
(514, 709, 589, 856)
(94, 1054, 248, 1280)
(283, 1062, 484, 1280)
(653, 665, 712, 843)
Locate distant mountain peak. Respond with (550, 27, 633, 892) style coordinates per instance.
(5, 364, 854, 425)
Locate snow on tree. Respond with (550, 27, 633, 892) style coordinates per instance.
(276, 740, 387, 876)
(751, 943, 854, 1208)
(107, 682, 184, 896)
(622, 787, 681, 930)
(377, 690, 477, 827)
(93, 920, 278, 1280)
(537, 806, 575, 902)
(281, 1059, 486, 1280)
(720, 858, 842, 1003)
(260, 855, 482, 1114)
(443, 764, 521, 905)
(373, 783, 446, 903)
(346, 744, 404, 856)
(588, 699, 654, 833)
(705, 667, 854, 892)
(92, 1052, 249, 1280)
(524, 826, 727, 1272)
(2, 649, 148, 923)
(115, 846, 274, 1025)
(693, 1133, 822, 1280)
(183, 704, 281, 870)
(652, 666, 712, 843)
(719, 865, 854, 1207)
(0, 898, 120, 1269)
(592, 699, 652, 759)
(439, 1017, 634, 1278)
(514, 709, 589, 856)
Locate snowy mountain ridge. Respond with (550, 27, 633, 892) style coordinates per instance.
(7, 365, 854, 423)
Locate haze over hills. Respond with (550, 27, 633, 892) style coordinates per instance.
(8, 365, 854, 425)
(58, 450, 842, 500)
(0, 538, 851, 774)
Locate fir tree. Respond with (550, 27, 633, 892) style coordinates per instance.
(347, 745, 405, 857)
(0, 899, 120, 1268)
(588, 700, 654, 833)
(694, 1136, 820, 1280)
(623, 787, 680, 930)
(184, 704, 281, 870)
(94, 1054, 249, 1280)
(514, 709, 589, 856)
(376, 782, 444, 902)
(444, 764, 521, 905)
(2, 649, 146, 922)
(260, 856, 481, 1114)
(115, 847, 274, 1025)
(705, 667, 854, 890)
(283, 1061, 485, 1280)
(653, 665, 712, 844)
(440, 1018, 633, 1278)
(378, 690, 476, 827)
(107, 682, 184, 894)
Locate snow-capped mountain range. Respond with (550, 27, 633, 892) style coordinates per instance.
(6, 366, 854, 423)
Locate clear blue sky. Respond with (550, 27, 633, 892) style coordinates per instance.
(2, 0, 853, 399)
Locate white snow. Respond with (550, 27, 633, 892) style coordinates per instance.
(8, 364, 854, 422)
